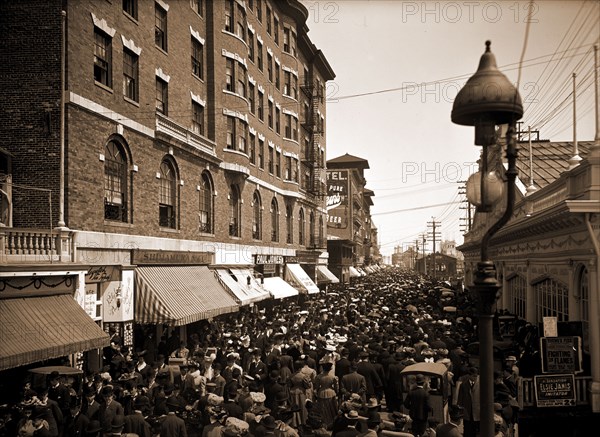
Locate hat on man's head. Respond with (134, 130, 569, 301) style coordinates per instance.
(134, 396, 150, 408)
(166, 397, 181, 411)
(344, 410, 359, 420)
(49, 370, 60, 381)
(415, 374, 425, 385)
(260, 415, 277, 430)
(101, 385, 114, 397)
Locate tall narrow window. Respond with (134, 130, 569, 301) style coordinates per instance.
(159, 158, 177, 228)
(229, 184, 241, 237)
(285, 156, 292, 180)
(256, 0, 262, 21)
(249, 133, 256, 164)
(271, 198, 279, 242)
(275, 150, 281, 177)
(258, 138, 265, 169)
(156, 77, 168, 114)
(236, 4, 246, 40)
(226, 116, 236, 150)
(266, 6, 272, 34)
(275, 63, 280, 89)
(225, 0, 233, 32)
(192, 101, 204, 135)
(238, 122, 247, 153)
(257, 41, 263, 71)
(104, 140, 128, 222)
(286, 204, 293, 244)
(267, 53, 273, 82)
(252, 191, 262, 240)
(258, 90, 264, 121)
(192, 38, 203, 79)
(226, 58, 235, 92)
(237, 66, 246, 97)
(299, 208, 305, 245)
(191, 0, 203, 16)
(123, 48, 138, 102)
(248, 83, 255, 114)
(268, 146, 274, 174)
(275, 107, 280, 134)
(284, 114, 292, 139)
(273, 17, 279, 45)
(155, 3, 168, 51)
(198, 171, 213, 233)
(319, 215, 324, 247)
(248, 30, 255, 62)
(283, 28, 290, 53)
(284, 71, 291, 96)
(94, 28, 112, 87)
(123, 0, 138, 19)
(268, 100, 274, 128)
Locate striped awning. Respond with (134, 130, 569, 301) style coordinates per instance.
(135, 266, 239, 326)
(316, 265, 340, 284)
(0, 294, 110, 371)
(285, 263, 320, 294)
(262, 276, 299, 299)
(349, 266, 362, 277)
(215, 268, 271, 305)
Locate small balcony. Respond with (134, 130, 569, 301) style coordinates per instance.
(0, 227, 75, 264)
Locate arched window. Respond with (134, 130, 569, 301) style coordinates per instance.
(309, 210, 315, 247)
(252, 190, 262, 240)
(534, 277, 568, 322)
(229, 184, 241, 237)
(104, 140, 128, 222)
(159, 158, 178, 228)
(298, 207, 305, 245)
(199, 171, 213, 233)
(271, 197, 279, 242)
(286, 204, 293, 244)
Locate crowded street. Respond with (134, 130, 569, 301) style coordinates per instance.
(1, 267, 522, 437)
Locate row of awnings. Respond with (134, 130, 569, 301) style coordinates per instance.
(0, 263, 340, 371)
(349, 265, 379, 277)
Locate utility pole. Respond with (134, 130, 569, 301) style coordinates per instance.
(458, 181, 472, 234)
(420, 233, 427, 274)
(414, 239, 419, 272)
(427, 218, 441, 278)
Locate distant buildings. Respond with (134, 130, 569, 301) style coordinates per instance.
(326, 153, 379, 282)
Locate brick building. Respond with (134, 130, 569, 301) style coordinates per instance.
(0, 0, 334, 373)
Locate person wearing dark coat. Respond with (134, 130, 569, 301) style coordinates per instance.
(355, 352, 382, 400)
(81, 388, 101, 422)
(99, 386, 124, 436)
(340, 363, 367, 403)
(222, 386, 244, 419)
(385, 352, 406, 412)
(160, 398, 187, 437)
(124, 404, 152, 437)
(403, 374, 431, 437)
(263, 370, 286, 411)
(63, 403, 89, 437)
(335, 349, 352, 381)
(47, 372, 71, 419)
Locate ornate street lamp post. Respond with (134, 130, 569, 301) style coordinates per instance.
(451, 41, 523, 437)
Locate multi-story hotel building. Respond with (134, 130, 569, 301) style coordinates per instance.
(0, 0, 335, 375)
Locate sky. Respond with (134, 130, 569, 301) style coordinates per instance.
(299, 0, 600, 258)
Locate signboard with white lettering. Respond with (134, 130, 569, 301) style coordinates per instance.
(326, 170, 348, 229)
(534, 374, 576, 407)
(540, 336, 583, 374)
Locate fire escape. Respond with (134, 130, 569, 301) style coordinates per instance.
(301, 72, 326, 249)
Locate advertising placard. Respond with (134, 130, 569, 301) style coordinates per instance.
(534, 374, 576, 407)
(326, 170, 348, 228)
(540, 336, 583, 374)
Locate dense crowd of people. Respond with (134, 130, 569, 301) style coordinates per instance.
(0, 268, 524, 437)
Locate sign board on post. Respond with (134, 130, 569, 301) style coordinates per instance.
(540, 336, 583, 374)
(534, 374, 576, 407)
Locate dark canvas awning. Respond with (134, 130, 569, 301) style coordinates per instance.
(0, 294, 110, 371)
(135, 266, 239, 326)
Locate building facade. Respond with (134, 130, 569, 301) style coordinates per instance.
(459, 133, 600, 412)
(0, 0, 334, 373)
(326, 153, 377, 283)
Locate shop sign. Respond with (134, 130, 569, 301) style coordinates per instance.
(87, 265, 118, 283)
(327, 170, 348, 228)
(534, 374, 576, 407)
(254, 254, 284, 264)
(132, 249, 212, 265)
(540, 336, 582, 374)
